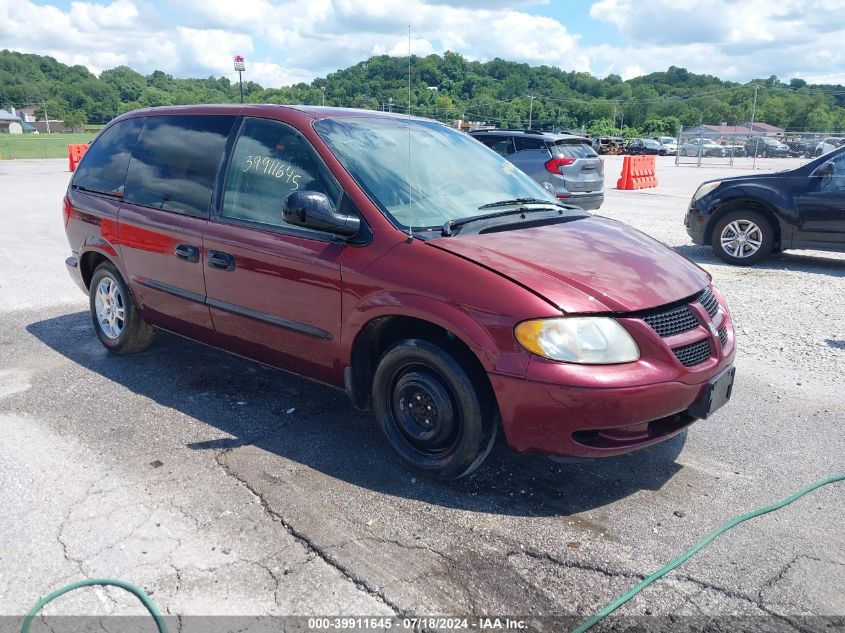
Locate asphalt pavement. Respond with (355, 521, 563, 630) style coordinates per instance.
(0, 157, 842, 632)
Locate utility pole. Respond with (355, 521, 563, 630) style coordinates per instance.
(43, 101, 51, 134)
(528, 95, 535, 130)
(321, 87, 326, 107)
(388, 97, 393, 113)
(749, 85, 759, 168)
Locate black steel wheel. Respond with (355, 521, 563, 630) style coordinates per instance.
(372, 339, 497, 480)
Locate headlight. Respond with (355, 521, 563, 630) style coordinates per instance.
(514, 317, 639, 364)
(692, 181, 721, 203)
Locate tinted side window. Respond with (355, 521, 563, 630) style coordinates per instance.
(124, 115, 236, 218)
(221, 118, 342, 230)
(819, 154, 845, 193)
(514, 136, 547, 152)
(72, 118, 143, 196)
(478, 136, 515, 157)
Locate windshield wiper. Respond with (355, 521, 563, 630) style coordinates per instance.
(442, 207, 560, 237)
(477, 197, 566, 210)
(72, 184, 124, 199)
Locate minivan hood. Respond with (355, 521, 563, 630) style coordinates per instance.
(430, 217, 710, 313)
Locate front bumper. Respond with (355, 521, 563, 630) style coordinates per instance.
(684, 207, 708, 244)
(492, 293, 736, 458)
(490, 374, 714, 457)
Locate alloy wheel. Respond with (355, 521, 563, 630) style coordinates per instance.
(94, 276, 126, 339)
(720, 220, 763, 259)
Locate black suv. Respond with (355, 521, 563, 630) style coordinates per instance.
(685, 146, 845, 264)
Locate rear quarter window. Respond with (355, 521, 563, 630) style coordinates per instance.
(72, 118, 144, 196)
(550, 142, 598, 159)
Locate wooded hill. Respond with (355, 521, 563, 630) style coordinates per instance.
(3, 49, 844, 136)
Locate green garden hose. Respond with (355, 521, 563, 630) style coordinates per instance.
(22, 578, 168, 633)
(23, 473, 843, 633)
(571, 472, 845, 633)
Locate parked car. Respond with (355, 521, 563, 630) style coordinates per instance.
(625, 138, 666, 155)
(66, 105, 736, 479)
(679, 139, 726, 157)
(470, 129, 604, 209)
(652, 136, 678, 155)
(592, 136, 625, 155)
(814, 137, 845, 157)
(721, 143, 746, 157)
(744, 136, 790, 157)
(785, 138, 816, 158)
(685, 145, 845, 265)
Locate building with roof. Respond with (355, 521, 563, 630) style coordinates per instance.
(681, 122, 784, 139)
(0, 109, 23, 134)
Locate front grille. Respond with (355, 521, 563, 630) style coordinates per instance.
(641, 303, 699, 338)
(698, 287, 718, 318)
(672, 339, 711, 367)
(718, 325, 728, 346)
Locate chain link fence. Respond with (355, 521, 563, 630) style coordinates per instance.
(674, 124, 845, 168)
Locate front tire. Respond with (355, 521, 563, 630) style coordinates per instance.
(89, 262, 155, 354)
(372, 339, 497, 480)
(711, 209, 774, 265)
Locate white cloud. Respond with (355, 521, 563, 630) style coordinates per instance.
(0, 0, 843, 92)
(588, 0, 845, 82)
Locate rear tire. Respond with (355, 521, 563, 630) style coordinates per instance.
(89, 262, 155, 354)
(372, 339, 497, 480)
(711, 209, 774, 266)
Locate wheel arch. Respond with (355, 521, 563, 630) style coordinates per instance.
(344, 313, 499, 413)
(79, 250, 112, 290)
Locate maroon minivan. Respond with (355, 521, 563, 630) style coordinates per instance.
(64, 105, 736, 479)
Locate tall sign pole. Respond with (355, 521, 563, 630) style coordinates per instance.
(234, 55, 246, 104)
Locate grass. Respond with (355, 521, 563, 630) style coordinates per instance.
(0, 133, 95, 160)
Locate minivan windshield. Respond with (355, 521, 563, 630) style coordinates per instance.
(314, 117, 562, 230)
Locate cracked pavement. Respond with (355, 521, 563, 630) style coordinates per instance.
(0, 159, 843, 631)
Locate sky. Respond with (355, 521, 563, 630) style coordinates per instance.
(1, 0, 844, 88)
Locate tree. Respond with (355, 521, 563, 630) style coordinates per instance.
(63, 110, 86, 132)
(3, 50, 845, 134)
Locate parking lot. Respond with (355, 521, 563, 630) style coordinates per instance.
(1, 157, 843, 631)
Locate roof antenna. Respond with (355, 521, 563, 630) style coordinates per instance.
(406, 24, 413, 243)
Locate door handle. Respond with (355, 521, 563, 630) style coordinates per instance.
(207, 250, 236, 271)
(174, 243, 199, 263)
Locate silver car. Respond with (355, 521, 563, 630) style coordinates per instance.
(679, 138, 727, 157)
(470, 130, 604, 209)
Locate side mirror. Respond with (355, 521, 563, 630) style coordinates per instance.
(283, 191, 360, 238)
(814, 161, 835, 179)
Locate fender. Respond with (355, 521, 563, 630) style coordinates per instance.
(343, 291, 531, 378)
(707, 185, 795, 247)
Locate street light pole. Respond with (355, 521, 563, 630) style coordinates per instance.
(750, 85, 759, 169)
(528, 95, 535, 130)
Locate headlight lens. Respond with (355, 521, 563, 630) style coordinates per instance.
(514, 317, 640, 364)
(692, 181, 721, 203)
